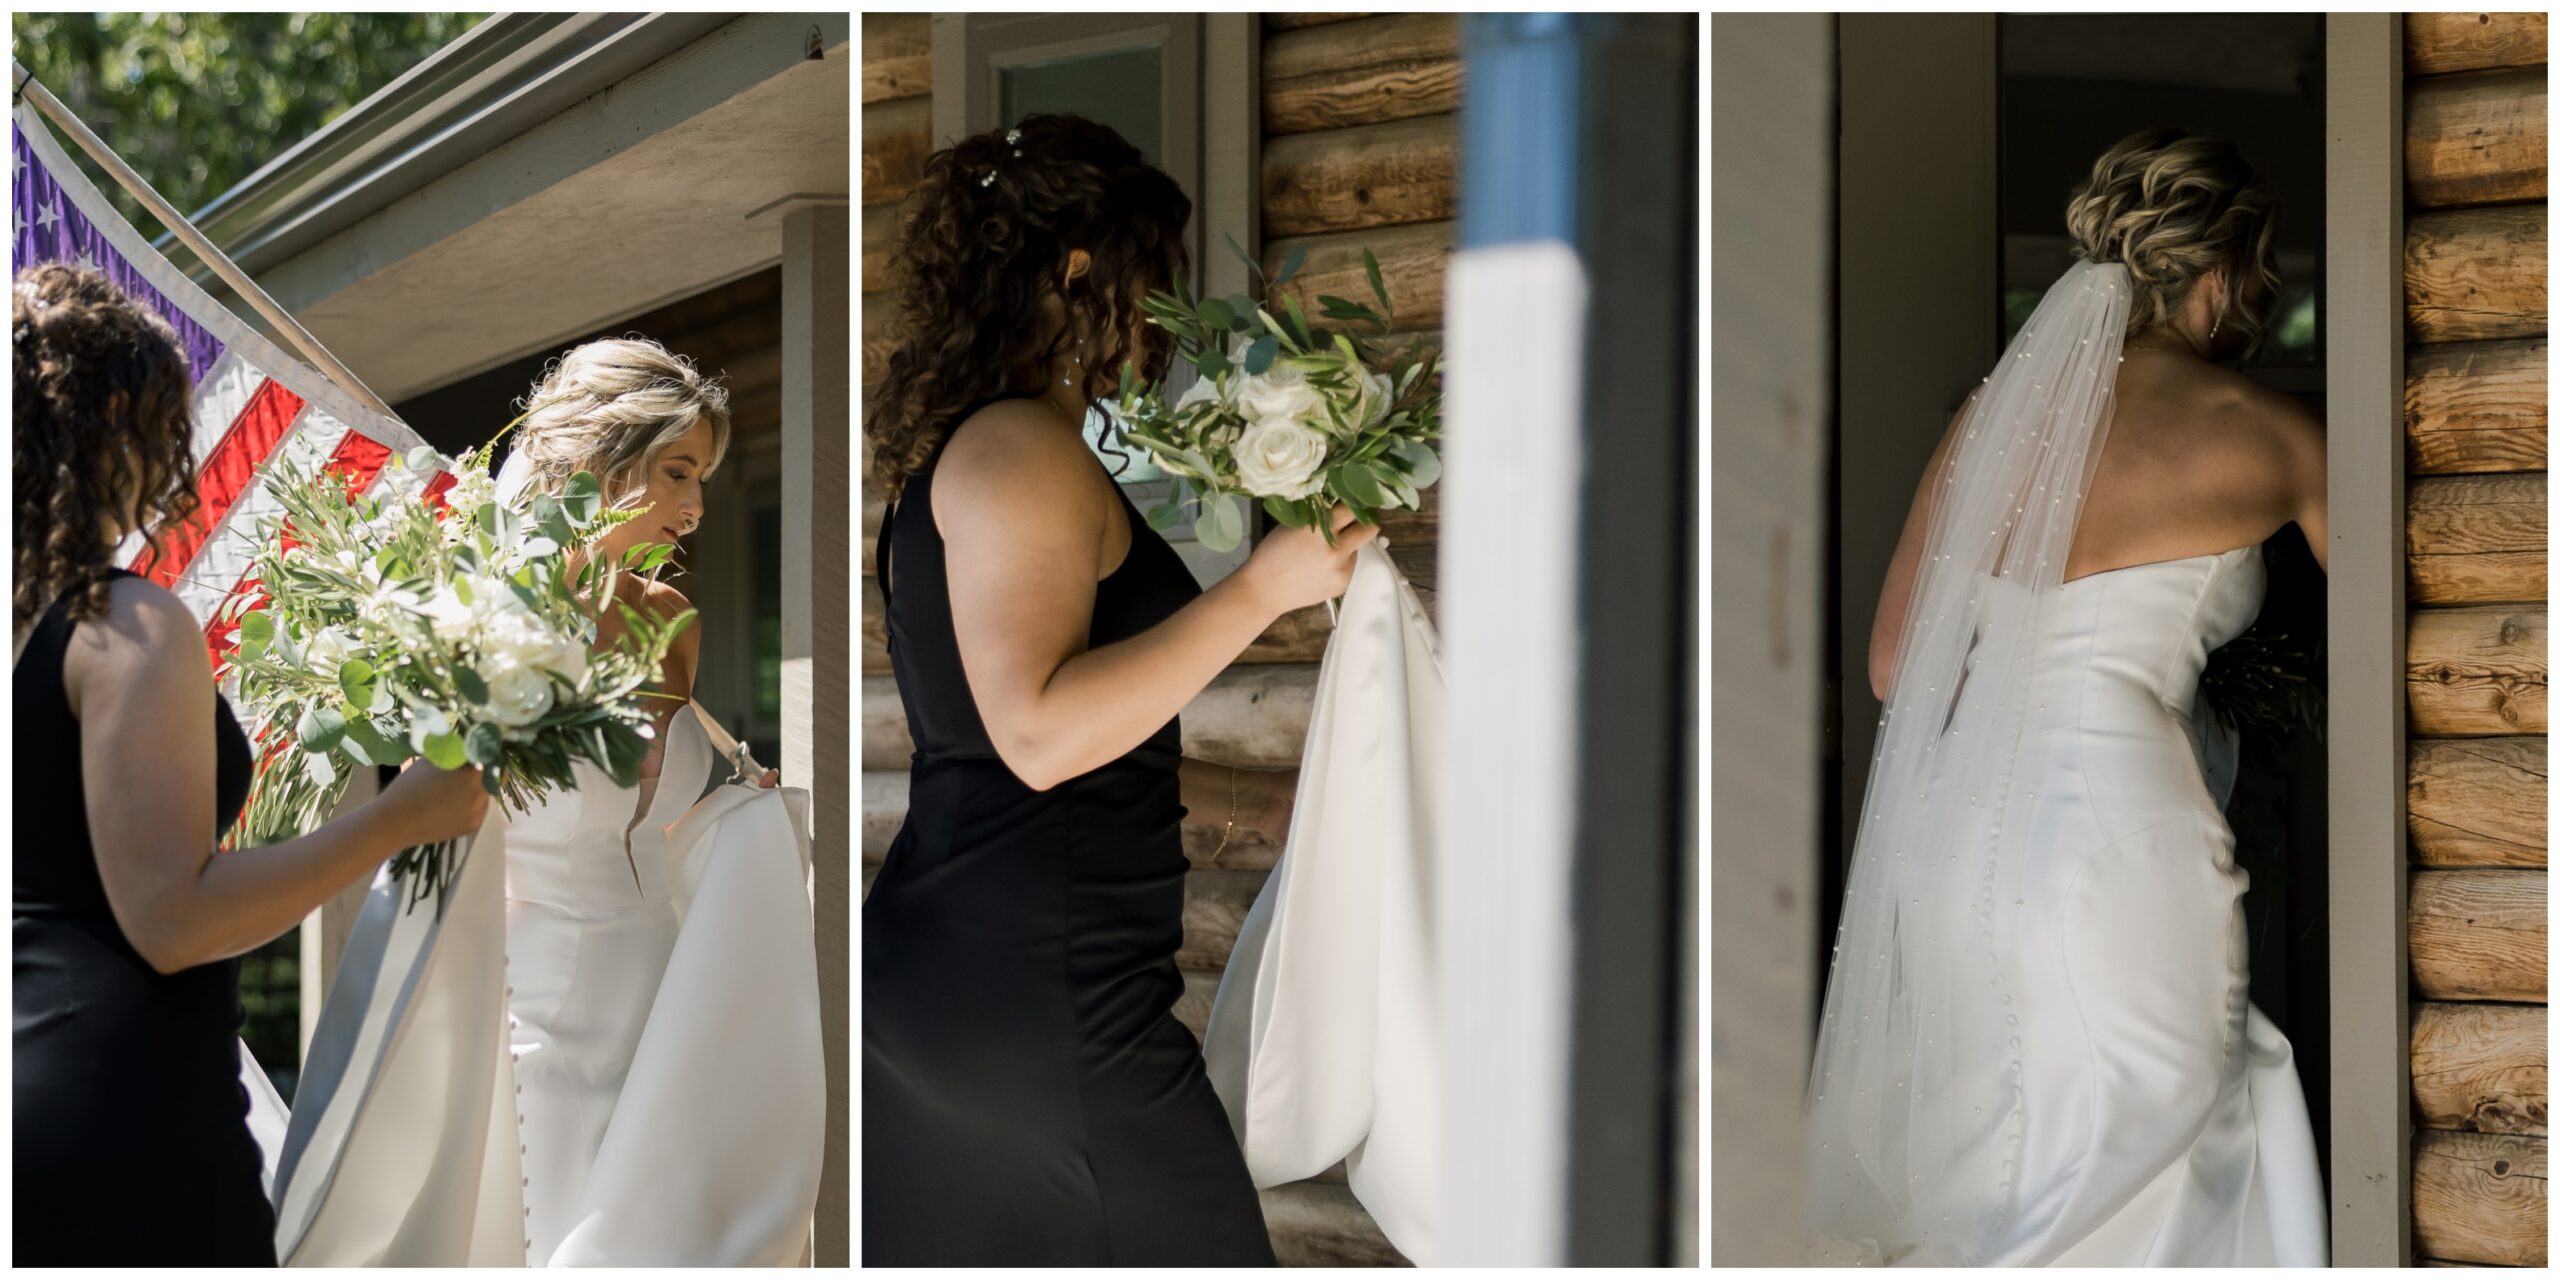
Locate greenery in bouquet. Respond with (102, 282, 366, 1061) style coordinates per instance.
(219, 428, 694, 888)
(1106, 233, 1444, 555)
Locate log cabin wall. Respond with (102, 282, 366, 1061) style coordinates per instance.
(2400, 12, 2549, 1269)
(857, 12, 1454, 1266)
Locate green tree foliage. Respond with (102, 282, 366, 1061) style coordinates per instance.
(12, 12, 485, 240)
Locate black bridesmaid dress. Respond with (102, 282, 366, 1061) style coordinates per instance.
(863, 402, 1277, 1265)
(14, 568, 275, 1265)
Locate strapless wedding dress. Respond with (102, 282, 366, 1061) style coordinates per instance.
(1819, 543, 2327, 1266)
(258, 705, 824, 1265)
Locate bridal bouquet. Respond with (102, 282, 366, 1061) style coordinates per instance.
(1108, 235, 1443, 555)
(219, 433, 692, 906)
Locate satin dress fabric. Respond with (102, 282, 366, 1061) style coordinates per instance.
(1904, 544, 2326, 1266)
(863, 404, 1277, 1266)
(14, 571, 273, 1265)
(256, 705, 823, 1266)
(1205, 537, 1445, 1265)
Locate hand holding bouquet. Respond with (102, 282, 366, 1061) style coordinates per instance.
(219, 431, 693, 908)
(1108, 235, 1444, 578)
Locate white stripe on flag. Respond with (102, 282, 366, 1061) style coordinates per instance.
(168, 407, 350, 623)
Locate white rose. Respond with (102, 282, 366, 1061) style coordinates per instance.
(1231, 417, 1330, 501)
(1233, 358, 1324, 431)
(482, 609, 587, 686)
(478, 660, 556, 729)
(1175, 372, 1228, 413)
(418, 584, 481, 642)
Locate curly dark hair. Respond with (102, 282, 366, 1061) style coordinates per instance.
(13, 263, 199, 625)
(866, 113, 1193, 504)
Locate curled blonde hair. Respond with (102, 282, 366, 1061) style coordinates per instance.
(512, 336, 731, 506)
(2064, 127, 2283, 359)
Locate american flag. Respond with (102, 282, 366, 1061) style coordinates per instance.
(12, 100, 442, 668)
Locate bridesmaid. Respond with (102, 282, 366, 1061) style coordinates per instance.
(861, 114, 1373, 1264)
(12, 263, 488, 1264)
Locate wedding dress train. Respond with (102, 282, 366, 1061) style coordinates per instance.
(1205, 537, 1445, 1266)
(255, 704, 823, 1265)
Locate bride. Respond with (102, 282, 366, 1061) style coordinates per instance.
(265, 338, 823, 1266)
(1808, 128, 2329, 1265)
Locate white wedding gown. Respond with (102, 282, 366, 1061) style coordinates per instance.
(1817, 542, 2327, 1265)
(257, 704, 825, 1265)
(1205, 538, 1445, 1265)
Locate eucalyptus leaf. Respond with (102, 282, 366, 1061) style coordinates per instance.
(404, 445, 441, 473)
(1147, 501, 1183, 532)
(297, 704, 348, 753)
(452, 665, 490, 705)
(1245, 333, 1279, 376)
(1196, 492, 1246, 553)
(1197, 296, 1234, 331)
(1389, 439, 1442, 488)
(339, 658, 376, 708)
(423, 731, 467, 771)
(1335, 462, 1385, 509)
(465, 722, 504, 768)
(236, 611, 274, 660)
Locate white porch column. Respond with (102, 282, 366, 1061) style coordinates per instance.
(780, 198, 852, 1267)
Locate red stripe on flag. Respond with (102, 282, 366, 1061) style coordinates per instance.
(202, 431, 400, 667)
(132, 377, 307, 588)
(422, 470, 458, 510)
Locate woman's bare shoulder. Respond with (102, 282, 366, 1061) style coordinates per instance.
(932, 398, 1114, 527)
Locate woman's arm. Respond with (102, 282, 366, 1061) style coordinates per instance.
(1869, 388, 1981, 702)
(70, 579, 487, 975)
(938, 402, 1371, 791)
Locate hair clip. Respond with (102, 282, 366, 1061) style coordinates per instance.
(979, 168, 996, 188)
(1005, 127, 1021, 145)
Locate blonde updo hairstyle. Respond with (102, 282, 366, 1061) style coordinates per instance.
(2064, 127, 2283, 360)
(511, 336, 731, 510)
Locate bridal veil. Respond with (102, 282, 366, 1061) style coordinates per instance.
(1805, 257, 2130, 1263)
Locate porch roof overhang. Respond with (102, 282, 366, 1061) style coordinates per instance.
(182, 11, 850, 403)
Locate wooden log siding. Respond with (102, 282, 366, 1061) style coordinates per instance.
(2409, 870, 2548, 1003)
(2407, 13, 2550, 77)
(1262, 115, 1458, 237)
(862, 13, 932, 105)
(2407, 206, 2550, 343)
(2408, 472, 2549, 605)
(2408, 338, 2549, 475)
(1262, 13, 1461, 136)
(862, 95, 932, 208)
(2414, 1002, 2549, 1135)
(1263, 13, 1368, 33)
(2414, 1129, 2550, 1267)
(2406, 68, 2549, 211)
(1263, 220, 1454, 334)
(2410, 736, 2550, 867)
(2406, 605, 2548, 736)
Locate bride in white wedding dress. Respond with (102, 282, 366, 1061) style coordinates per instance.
(259, 339, 824, 1266)
(1807, 129, 2329, 1266)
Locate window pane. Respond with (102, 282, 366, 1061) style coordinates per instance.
(1001, 46, 1164, 167)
